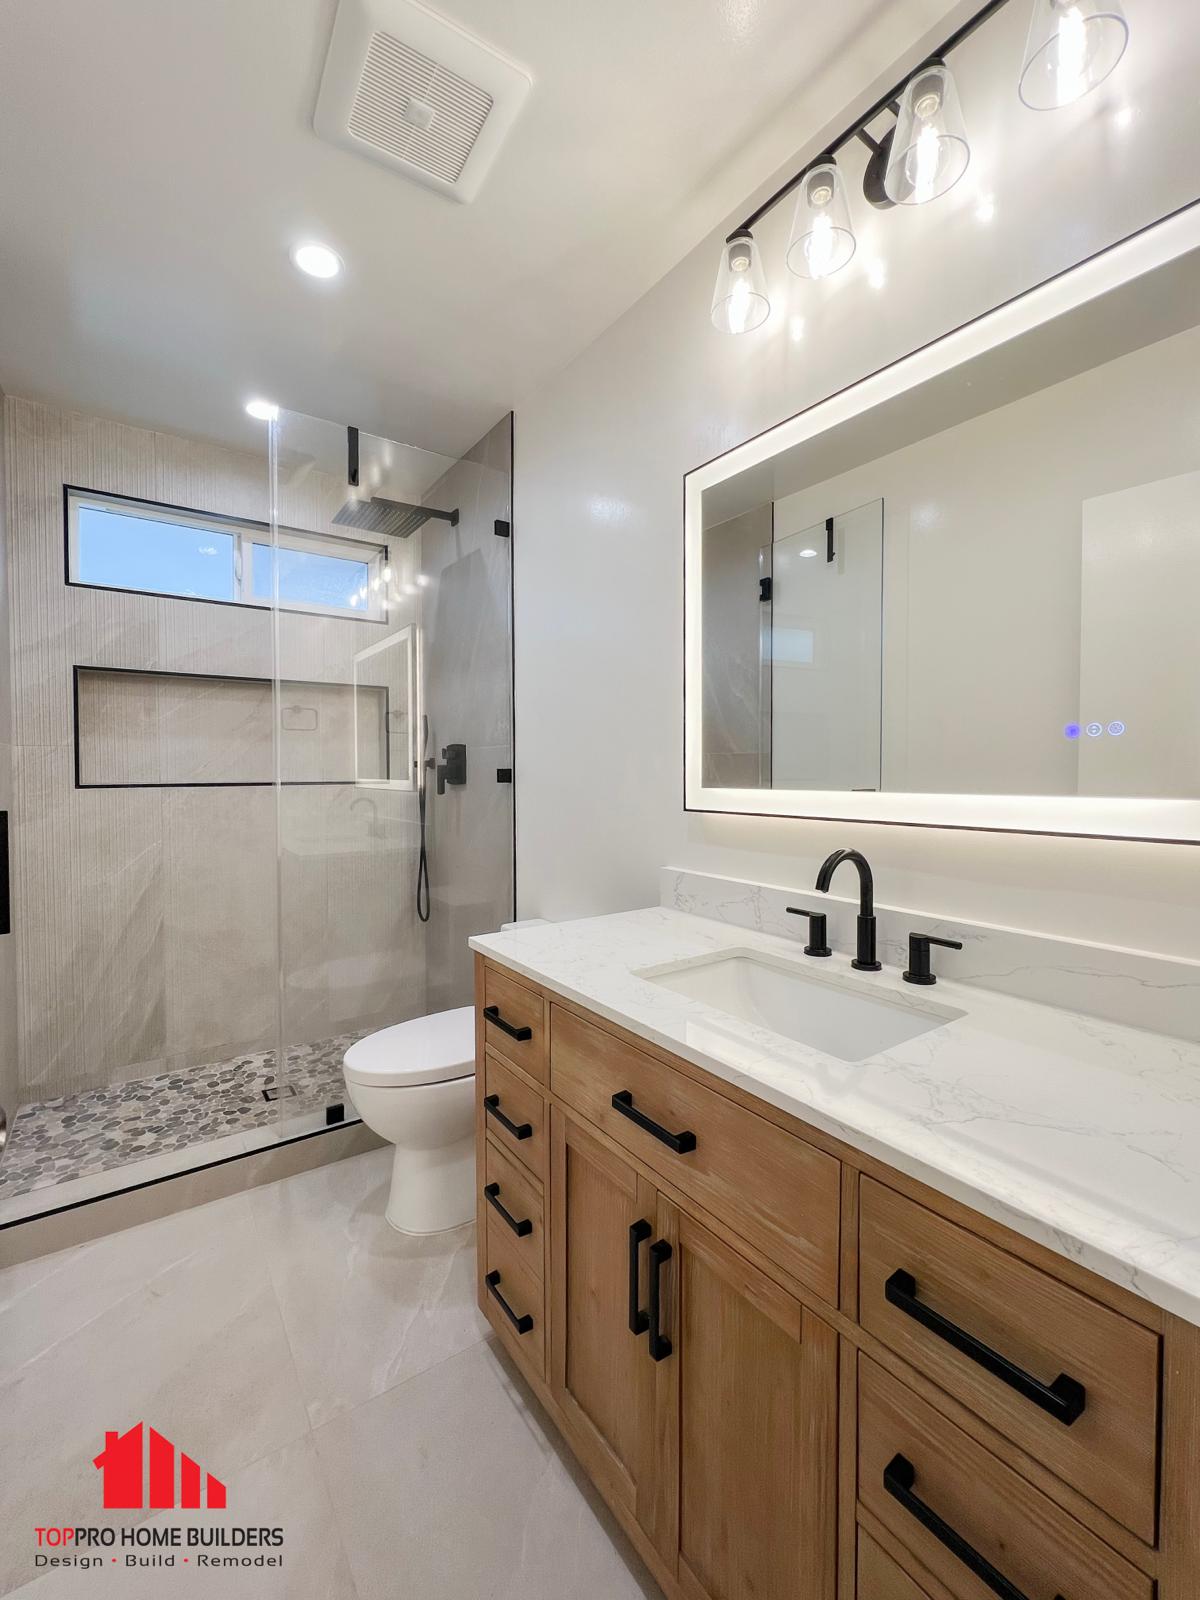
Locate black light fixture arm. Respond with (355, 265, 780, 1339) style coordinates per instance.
(729, 0, 1011, 239)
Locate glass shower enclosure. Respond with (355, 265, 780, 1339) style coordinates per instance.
(267, 409, 515, 1112)
(0, 393, 512, 1222)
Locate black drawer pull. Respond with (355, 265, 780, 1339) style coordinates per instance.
(483, 1094, 532, 1141)
(884, 1455, 1064, 1600)
(648, 1239, 673, 1362)
(483, 1182, 532, 1238)
(611, 1091, 696, 1155)
(484, 1004, 533, 1042)
(628, 1220, 651, 1335)
(884, 1269, 1086, 1425)
(485, 1270, 534, 1334)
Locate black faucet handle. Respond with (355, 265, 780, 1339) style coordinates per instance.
(903, 933, 963, 986)
(786, 907, 832, 958)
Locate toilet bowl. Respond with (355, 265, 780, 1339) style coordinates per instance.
(343, 1007, 476, 1234)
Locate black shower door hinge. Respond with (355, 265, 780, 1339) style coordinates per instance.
(496, 768, 513, 784)
(494, 519, 511, 538)
(759, 576, 772, 602)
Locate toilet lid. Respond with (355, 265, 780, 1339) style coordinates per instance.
(343, 1007, 475, 1088)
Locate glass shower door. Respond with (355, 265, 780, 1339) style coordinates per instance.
(267, 409, 513, 1127)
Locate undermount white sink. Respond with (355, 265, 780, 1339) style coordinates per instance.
(638, 950, 962, 1064)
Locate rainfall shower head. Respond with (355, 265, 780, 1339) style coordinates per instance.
(337, 426, 459, 538)
(333, 495, 456, 540)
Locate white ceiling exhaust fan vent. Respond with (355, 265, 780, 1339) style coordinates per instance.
(314, 0, 533, 203)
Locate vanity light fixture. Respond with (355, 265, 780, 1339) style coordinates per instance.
(710, 229, 771, 334)
(786, 159, 856, 279)
(709, 0, 1131, 332)
(884, 62, 971, 205)
(244, 398, 279, 422)
(1018, 0, 1130, 109)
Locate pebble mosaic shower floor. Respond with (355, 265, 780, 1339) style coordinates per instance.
(0, 1034, 362, 1202)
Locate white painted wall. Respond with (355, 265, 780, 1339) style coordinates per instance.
(513, 4, 1200, 957)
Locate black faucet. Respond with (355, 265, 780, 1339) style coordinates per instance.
(814, 848, 881, 971)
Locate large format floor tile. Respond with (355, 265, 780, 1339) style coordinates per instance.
(313, 1339, 660, 1600)
(0, 1192, 311, 1596)
(250, 1146, 489, 1427)
(0, 1147, 659, 1600)
(7, 1436, 357, 1600)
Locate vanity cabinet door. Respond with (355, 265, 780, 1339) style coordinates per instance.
(549, 1110, 663, 1551)
(653, 1200, 839, 1600)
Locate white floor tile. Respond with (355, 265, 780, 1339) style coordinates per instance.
(312, 1339, 660, 1600)
(0, 1192, 310, 1595)
(5, 1435, 358, 1600)
(251, 1147, 489, 1428)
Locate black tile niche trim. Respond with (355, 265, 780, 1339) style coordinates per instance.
(72, 663, 391, 790)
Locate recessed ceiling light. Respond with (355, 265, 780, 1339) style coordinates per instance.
(290, 242, 343, 279)
(244, 398, 279, 422)
(799, 548, 819, 558)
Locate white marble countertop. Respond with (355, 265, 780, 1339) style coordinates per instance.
(471, 907, 1200, 1326)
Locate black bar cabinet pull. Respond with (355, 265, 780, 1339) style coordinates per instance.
(884, 1455, 1064, 1600)
(483, 1182, 532, 1238)
(628, 1220, 651, 1335)
(484, 1004, 533, 1042)
(884, 1269, 1086, 1425)
(483, 1094, 533, 1142)
(648, 1239, 673, 1361)
(611, 1091, 697, 1155)
(485, 1270, 533, 1334)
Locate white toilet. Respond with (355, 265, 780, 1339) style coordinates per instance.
(343, 1007, 476, 1234)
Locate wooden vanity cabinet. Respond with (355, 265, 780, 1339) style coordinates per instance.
(474, 956, 1200, 1600)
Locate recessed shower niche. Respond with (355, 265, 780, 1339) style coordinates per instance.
(73, 665, 390, 788)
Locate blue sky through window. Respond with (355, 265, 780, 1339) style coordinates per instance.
(76, 507, 236, 600)
(73, 499, 376, 613)
(251, 544, 370, 610)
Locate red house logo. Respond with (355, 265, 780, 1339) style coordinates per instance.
(93, 1424, 226, 1510)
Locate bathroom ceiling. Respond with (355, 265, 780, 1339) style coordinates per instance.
(0, 0, 953, 457)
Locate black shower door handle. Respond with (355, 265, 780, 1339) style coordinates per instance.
(884, 1270, 1086, 1424)
(611, 1091, 696, 1155)
(483, 1094, 532, 1141)
(883, 1455, 1064, 1600)
(484, 1005, 533, 1042)
(483, 1183, 532, 1238)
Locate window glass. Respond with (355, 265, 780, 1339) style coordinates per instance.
(251, 543, 371, 612)
(75, 507, 236, 601)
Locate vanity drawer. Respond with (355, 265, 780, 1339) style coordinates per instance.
(482, 1212, 546, 1378)
(858, 1178, 1159, 1542)
(857, 1356, 1152, 1600)
(550, 1005, 840, 1303)
(482, 1050, 547, 1183)
(482, 963, 546, 1082)
(482, 1140, 544, 1282)
(857, 1530, 937, 1600)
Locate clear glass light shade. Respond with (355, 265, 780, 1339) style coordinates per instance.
(1018, 0, 1129, 110)
(711, 231, 770, 334)
(785, 162, 856, 280)
(884, 62, 970, 205)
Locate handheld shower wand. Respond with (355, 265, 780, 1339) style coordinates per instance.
(416, 715, 434, 924)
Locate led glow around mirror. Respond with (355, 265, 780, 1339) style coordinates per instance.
(684, 206, 1200, 843)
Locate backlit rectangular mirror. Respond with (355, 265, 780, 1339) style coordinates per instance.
(684, 205, 1200, 842)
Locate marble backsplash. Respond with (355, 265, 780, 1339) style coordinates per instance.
(662, 867, 1200, 1044)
